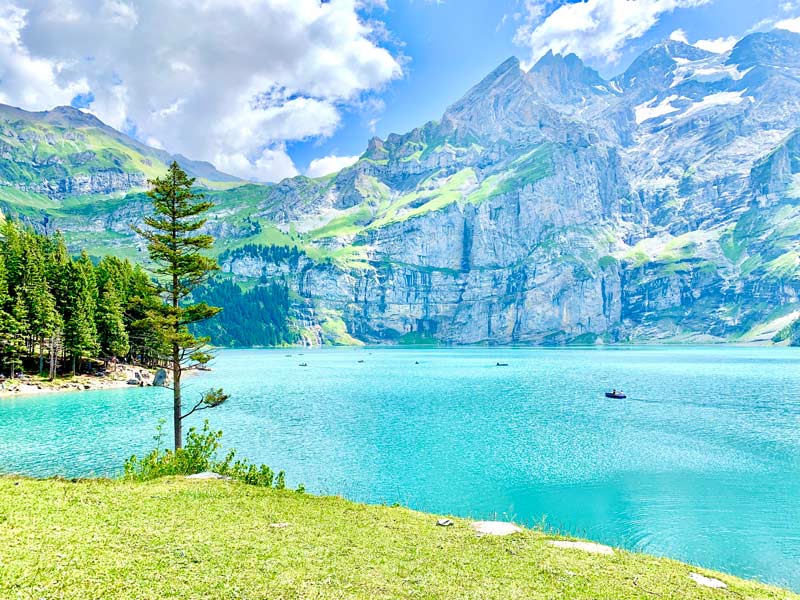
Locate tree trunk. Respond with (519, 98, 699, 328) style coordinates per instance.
(38, 337, 44, 375)
(71, 355, 76, 376)
(49, 334, 58, 381)
(173, 344, 181, 451)
(173, 265, 182, 450)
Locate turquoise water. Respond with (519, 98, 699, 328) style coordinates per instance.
(1, 347, 799, 589)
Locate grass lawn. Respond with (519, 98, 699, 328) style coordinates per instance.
(0, 478, 795, 599)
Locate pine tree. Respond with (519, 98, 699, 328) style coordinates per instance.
(6, 294, 27, 377)
(96, 278, 129, 364)
(20, 237, 60, 373)
(0, 253, 23, 376)
(63, 251, 99, 374)
(133, 161, 227, 450)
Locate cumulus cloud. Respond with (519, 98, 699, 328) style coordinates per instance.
(1, 0, 403, 182)
(514, 0, 712, 66)
(669, 28, 689, 44)
(693, 35, 738, 53)
(669, 28, 738, 54)
(306, 154, 360, 178)
(0, 4, 89, 109)
(776, 15, 800, 33)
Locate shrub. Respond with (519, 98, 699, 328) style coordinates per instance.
(124, 419, 288, 489)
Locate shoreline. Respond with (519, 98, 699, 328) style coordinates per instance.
(0, 365, 161, 399)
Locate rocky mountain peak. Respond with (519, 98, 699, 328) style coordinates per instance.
(727, 29, 800, 68)
(528, 50, 609, 100)
(614, 39, 713, 95)
(44, 105, 106, 128)
(461, 56, 524, 98)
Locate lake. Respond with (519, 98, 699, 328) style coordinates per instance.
(1, 346, 799, 590)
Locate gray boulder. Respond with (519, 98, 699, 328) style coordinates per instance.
(153, 368, 168, 387)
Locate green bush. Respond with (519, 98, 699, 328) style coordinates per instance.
(124, 419, 291, 489)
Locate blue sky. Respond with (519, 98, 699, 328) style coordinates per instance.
(290, 0, 793, 173)
(1, 0, 796, 181)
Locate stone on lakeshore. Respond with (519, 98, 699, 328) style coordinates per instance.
(470, 521, 522, 536)
(689, 573, 727, 589)
(153, 369, 168, 387)
(186, 472, 229, 480)
(549, 540, 615, 555)
(436, 518, 454, 527)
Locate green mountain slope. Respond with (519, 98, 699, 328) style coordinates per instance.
(0, 104, 241, 213)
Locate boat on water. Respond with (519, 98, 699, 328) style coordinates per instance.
(299, 363, 308, 367)
(496, 362, 509, 367)
(605, 390, 626, 399)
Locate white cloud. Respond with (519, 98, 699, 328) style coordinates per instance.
(670, 28, 738, 54)
(781, 1, 800, 11)
(693, 35, 738, 53)
(669, 28, 689, 44)
(1, 0, 403, 182)
(776, 15, 800, 33)
(215, 146, 299, 183)
(514, 0, 712, 66)
(306, 154, 360, 178)
(101, 0, 137, 28)
(0, 4, 89, 109)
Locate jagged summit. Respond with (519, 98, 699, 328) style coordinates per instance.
(528, 50, 610, 101)
(451, 55, 524, 102)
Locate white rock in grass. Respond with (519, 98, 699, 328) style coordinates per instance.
(269, 523, 291, 528)
(689, 573, 727, 589)
(549, 540, 615, 555)
(186, 472, 229, 480)
(436, 518, 454, 527)
(470, 521, 522, 536)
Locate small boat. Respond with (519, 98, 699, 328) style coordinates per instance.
(299, 362, 308, 367)
(496, 362, 509, 367)
(357, 360, 365, 363)
(605, 390, 626, 399)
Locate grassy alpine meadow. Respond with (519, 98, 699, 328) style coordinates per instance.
(0, 476, 795, 599)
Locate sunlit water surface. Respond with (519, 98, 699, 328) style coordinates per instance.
(1, 346, 799, 589)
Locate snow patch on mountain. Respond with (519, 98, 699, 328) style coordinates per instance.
(634, 95, 681, 124)
(671, 61, 752, 87)
(680, 90, 751, 119)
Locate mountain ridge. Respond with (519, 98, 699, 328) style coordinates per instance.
(3, 29, 800, 345)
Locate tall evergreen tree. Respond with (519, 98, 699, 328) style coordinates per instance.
(6, 294, 27, 376)
(63, 251, 99, 374)
(133, 161, 228, 450)
(96, 278, 129, 364)
(0, 253, 23, 376)
(20, 237, 60, 374)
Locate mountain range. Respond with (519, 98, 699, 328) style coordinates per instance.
(4, 29, 800, 345)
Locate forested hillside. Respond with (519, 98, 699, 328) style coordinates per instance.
(192, 278, 296, 347)
(0, 219, 164, 376)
